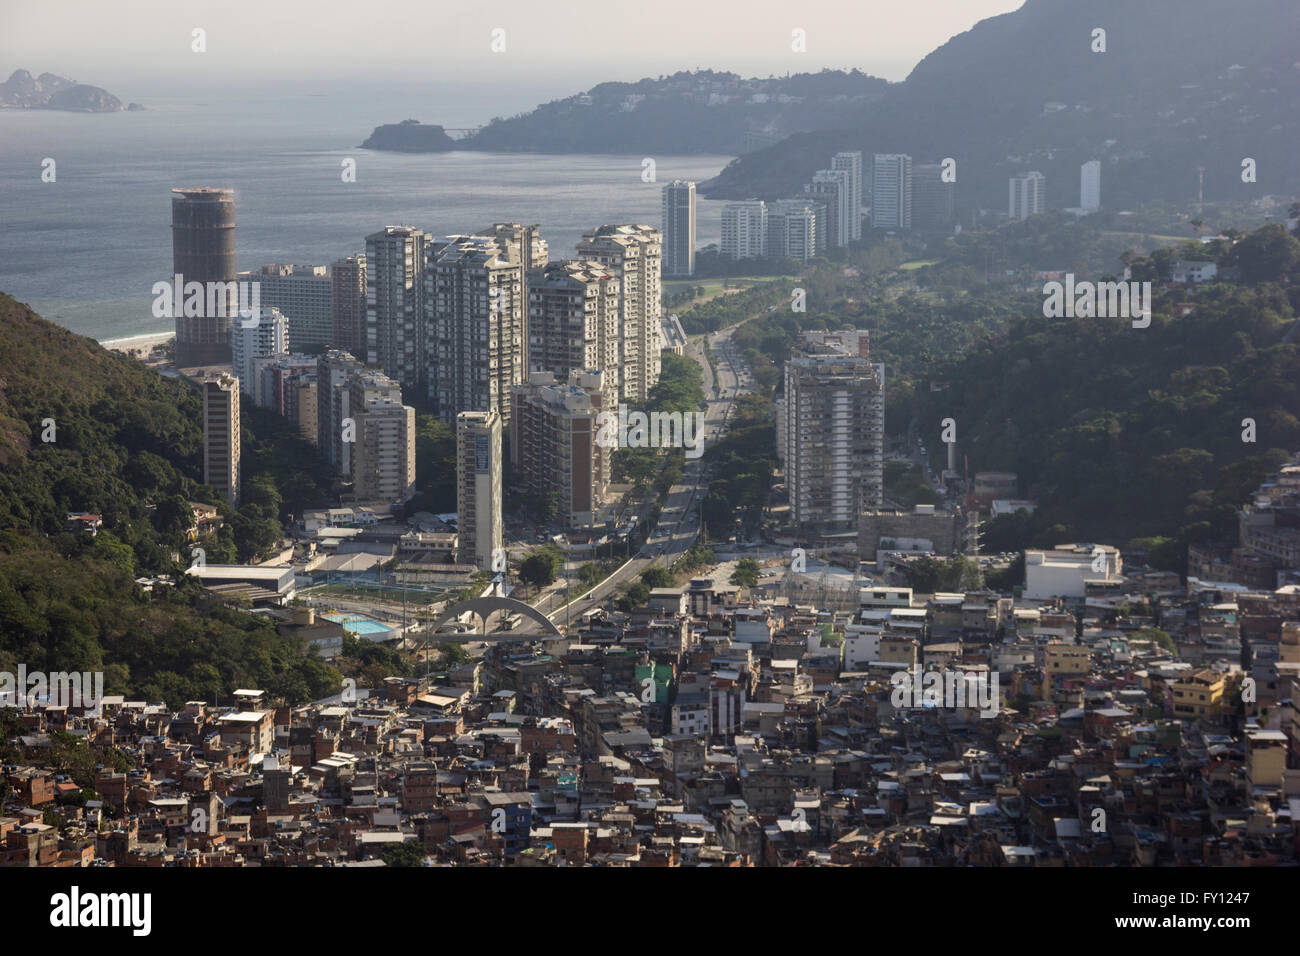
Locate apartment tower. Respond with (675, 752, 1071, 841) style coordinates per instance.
(1009, 171, 1046, 220)
(528, 259, 621, 387)
(331, 254, 367, 358)
(426, 235, 525, 426)
(784, 330, 885, 535)
(510, 369, 610, 529)
(575, 225, 662, 404)
(871, 154, 912, 230)
(661, 180, 697, 277)
(832, 151, 864, 241)
(365, 226, 428, 392)
(172, 187, 237, 367)
(456, 410, 503, 572)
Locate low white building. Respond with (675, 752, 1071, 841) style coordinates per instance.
(1023, 544, 1122, 600)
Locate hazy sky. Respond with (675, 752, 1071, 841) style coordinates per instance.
(2, 0, 1025, 93)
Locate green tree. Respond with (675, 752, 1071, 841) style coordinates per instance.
(730, 557, 761, 588)
(640, 567, 675, 589)
(380, 841, 427, 867)
(518, 547, 564, 588)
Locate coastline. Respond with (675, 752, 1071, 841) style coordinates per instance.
(100, 331, 173, 359)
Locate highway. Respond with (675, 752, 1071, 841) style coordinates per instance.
(516, 322, 753, 632)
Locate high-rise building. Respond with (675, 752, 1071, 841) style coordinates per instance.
(199, 371, 241, 506)
(331, 254, 366, 358)
(912, 163, 955, 232)
(832, 151, 864, 241)
(528, 259, 620, 387)
(172, 187, 237, 367)
(784, 330, 884, 534)
(456, 410, 503, 571)
(805, 169, 849, 249)
(510, 369, 610, 529)
(720, 201, 768, 260)
(237, 264, 332, 351)
(230, 306, 289, 404)
(661, 180, 697, 277)
(766, 200, 818, 263)
(316, 348, 365, 473)
(365, 226, 428, 392)
(773, 396, 787, 462)
(871, 154, 912, 230)
(475, 223, 548, 277)
(575, 225, 662, 404)
(426, 234, 525, 426)
(348, 370, 416, 503)
(1080, 160, 1101, 213)
(1009, 171, 1046, 220)
(256, 354, 318, 445)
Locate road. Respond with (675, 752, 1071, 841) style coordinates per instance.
(508, 323, 753, 633)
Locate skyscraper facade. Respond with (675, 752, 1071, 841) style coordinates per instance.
(238, 264, 333, 351)
(426, 235, 525, 426)
(348, 369, 416, 503)
(172, 187, 237, 367)
(365, 226, 428, 392)
(331, 254, 366, 358)
(784, 330, 884, 534)
(1009, 171, 1046, 220)
(199, 371, 241, 506)
(510, 369, 610, 529)
(230, 306, 289, 404)
(1080, 160, 1101, 213)
(661, 180, 697, 277)
(527, 259, 620, 388)
(575, 225, 662, 404)
(871, 154, 912, 230)
(316, 348, 365, 474)
(805, 169, 849, 249)
(832, 151, 864, 241)
(766, 200, 818, 263)
(720, 201, 768, 260)
(456, 410, 503, 572)
(912, 163, 955, 232)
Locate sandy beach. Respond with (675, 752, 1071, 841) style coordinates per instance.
(100, 331, 174, 360)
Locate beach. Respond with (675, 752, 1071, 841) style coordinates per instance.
(100, 331, 173, 360)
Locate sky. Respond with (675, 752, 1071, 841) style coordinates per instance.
(2, 0, 1026, 97)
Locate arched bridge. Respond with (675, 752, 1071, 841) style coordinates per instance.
(425, 596, 562, 643)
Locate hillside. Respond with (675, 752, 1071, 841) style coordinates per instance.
(702, 0, 1300, 209)
(361, 69, 889, 156)
(0, 294, 337, 706)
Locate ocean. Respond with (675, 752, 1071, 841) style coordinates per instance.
(0, 81, 731, 344)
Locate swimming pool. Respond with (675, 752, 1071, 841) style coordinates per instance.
(322, 613, 394, 637)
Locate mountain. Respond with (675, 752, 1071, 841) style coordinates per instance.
(0, 69, 137, 111)
(0, 293, 336, 706)
(702, 0, 1300, 209)
(360, 69, 889, 156)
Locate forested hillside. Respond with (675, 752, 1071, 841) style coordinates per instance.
(0, 294, 339, 705)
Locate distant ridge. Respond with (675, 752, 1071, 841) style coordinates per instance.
(359, 69, 889, 156)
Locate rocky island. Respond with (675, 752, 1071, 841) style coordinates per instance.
(359, 119, 457, 152)
(0, 69, 141, 112)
